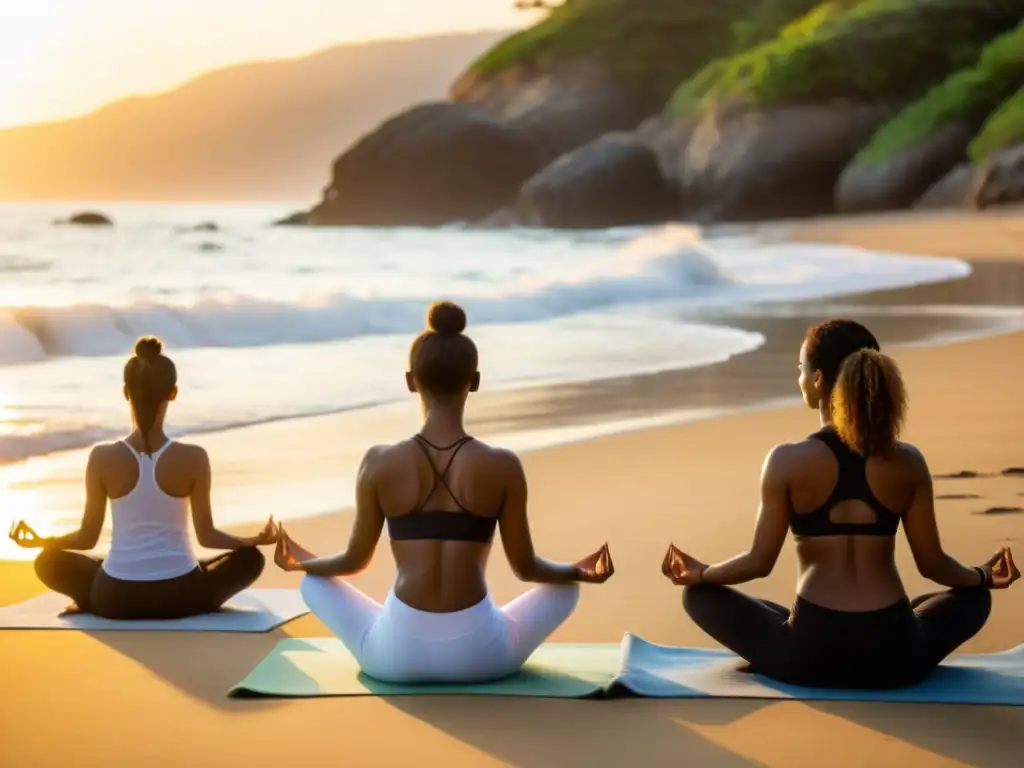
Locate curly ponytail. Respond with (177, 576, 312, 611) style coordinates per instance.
(831, 349, 907, 457)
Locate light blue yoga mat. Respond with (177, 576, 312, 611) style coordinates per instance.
(617, 634, 1024, 705)
(229, 638, 623, 698)
(0, 589, 308, 632)
(231, 633, 1024, 704)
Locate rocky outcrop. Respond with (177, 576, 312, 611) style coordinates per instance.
(273, 211, 308, 226)
(678, 102, 892, 222)
(972, 142, 1024, 209)
(914, 142, 1024, 210)
(307, 102, 543, 227)
(835, 122, 975, 214)
(636, 115, 698, 185)
(516, 133, 680, 228)
(915, 163, 974, 209)
(65, 211, 112, 226)
(452, 57, 650, 167)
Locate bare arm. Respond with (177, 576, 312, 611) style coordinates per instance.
(701, 445, 791, 586)
(190, 448, 259, 550)
(301, 448, 386, 578)
(498, 451, 580, 584)
(45, 447, 107, 550)
(902, 448, 984, 588)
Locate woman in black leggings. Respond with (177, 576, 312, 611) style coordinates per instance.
(663, 318, 1019, 689)
(8, 336, 278, 620)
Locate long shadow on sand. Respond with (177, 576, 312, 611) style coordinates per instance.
(86, 627, 292, 711)
(385, 691, 1023, 767)
(810, 700, 1024, 767)
(384, 695, 773, 767)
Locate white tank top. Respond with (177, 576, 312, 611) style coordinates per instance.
(101, 439, 199, 581)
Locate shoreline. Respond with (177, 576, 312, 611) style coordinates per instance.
(3, 210, 1024, 561)
(3, 208, 1023, 767)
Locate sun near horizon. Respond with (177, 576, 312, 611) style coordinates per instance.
(0, 0, 537, 130)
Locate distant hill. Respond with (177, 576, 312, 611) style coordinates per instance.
(0, 31, 505, 202)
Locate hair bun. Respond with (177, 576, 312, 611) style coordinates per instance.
(426, 301, 467, 335)
(134, 336, 164, 359)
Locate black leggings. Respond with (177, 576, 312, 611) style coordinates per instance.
(683, 584, 992, 689)
(33, 547, 265, 620)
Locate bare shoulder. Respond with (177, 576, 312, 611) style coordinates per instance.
(892, 441, 929, 476)
(166, 441, 211, 468)
(88, 441, 124, 467)
(473, 440, 523, 474)
(359, 443, 393, 471)
(762, 439, 812, 472)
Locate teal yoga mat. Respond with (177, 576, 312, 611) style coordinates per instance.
(229, 638, 623, 698)
(231, 633, 1024, 703)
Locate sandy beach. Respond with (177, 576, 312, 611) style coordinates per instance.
(3, 209, 1024, 767)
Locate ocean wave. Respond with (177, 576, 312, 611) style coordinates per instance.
(0, 254, 51, 273)
(0, 225, 731, 364)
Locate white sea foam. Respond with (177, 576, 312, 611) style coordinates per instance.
(0, 203, 971, 464)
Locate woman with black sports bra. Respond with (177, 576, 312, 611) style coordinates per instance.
(663, 318, 1019, 689)
(273, 301, 614, 683)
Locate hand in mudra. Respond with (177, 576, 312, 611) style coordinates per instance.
(986, 547, 1020, 589)
(273, 523, 316, 572)
(250, 515, 280, 546)
(8, 521, 48, 549)
(575, 543, 614, 583)
(662, 543, 707, 586)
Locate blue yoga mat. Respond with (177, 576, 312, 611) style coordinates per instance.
(617, 634, 1024, 705)
(230, 632, 1024, 704)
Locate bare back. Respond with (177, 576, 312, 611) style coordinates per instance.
(370, 436, 512, 612)
(784, 434, 921, 611)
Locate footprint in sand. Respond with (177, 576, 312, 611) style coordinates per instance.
(973, 506, 1024, 516)
(937, 493, 982, 500)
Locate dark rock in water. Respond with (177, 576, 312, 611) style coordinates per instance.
(453, 57, 652, 167)
(307, 102, 543, 227)
(517, 133, 680, 229)
(192, 221, 219, 232)
(972, 142, 1024, 210)
(835, 122, 975, 214)
(273, 211, 308, 226)
(65, 211, 113, 226)
(679, 103, 891, 223)
(915, 163, 974, 209)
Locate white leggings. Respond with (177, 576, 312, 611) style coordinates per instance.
(300, 575, 581, 683)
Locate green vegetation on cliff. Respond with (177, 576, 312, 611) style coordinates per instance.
(469, 0, 824, 104)
(667, 0, 1024, 118)
(969, 86, 1024, 160)
(854, 24, 1024, 164)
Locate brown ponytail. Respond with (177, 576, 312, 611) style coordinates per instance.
(123, 336, 177, 455)
(831, 349, 907, 457)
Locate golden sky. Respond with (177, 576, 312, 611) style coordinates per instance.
(0, 0, 531, 129)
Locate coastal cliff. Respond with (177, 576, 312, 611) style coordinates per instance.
(304, 0, 1024, 227)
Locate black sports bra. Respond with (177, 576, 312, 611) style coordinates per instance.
(385, 435, 501, 543)
(789, 427, 901, 537)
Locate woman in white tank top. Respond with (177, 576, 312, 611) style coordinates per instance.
(9, 337, 279, 619)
